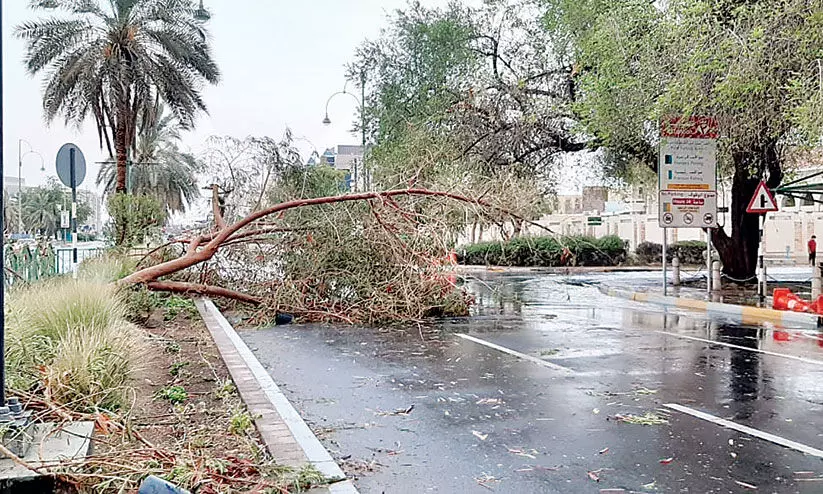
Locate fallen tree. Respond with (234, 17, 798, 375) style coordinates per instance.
(120, 188, 538, 323)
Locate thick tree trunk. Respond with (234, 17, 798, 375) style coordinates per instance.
(712, 174, 760, 281)
(711, 145, 782, 282)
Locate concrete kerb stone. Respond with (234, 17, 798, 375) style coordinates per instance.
(194, 299, 358, 494)
(599, 285, 823, 328)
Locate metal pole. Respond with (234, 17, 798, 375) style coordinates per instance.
(758, 214, 766, 303)
(706, 231, 712, 293)
(0, 0, 7, 407)
(70, 149, 78, 278)
(662, 228, 668, 296)
(17, 140, 21, 234)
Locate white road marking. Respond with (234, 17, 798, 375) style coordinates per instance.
(664, 403, 823, 459)
(456, 334, 574, 373)
(654, 331, 823, 367)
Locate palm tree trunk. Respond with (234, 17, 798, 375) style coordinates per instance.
(115, 123, 128, 194)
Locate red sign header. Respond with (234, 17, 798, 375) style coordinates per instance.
(661, 116, 719, 139)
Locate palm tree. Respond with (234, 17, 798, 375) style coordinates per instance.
(16, 0, 220, 193)
(19, 178, 92, 237)
(97, 106, 203, 215)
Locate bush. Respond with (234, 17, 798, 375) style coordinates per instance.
(105, 194, 166, 248)
(6, 277, 144, 411)
(634, 240, 707, 264)
(458, 235, 627, 267)
(635, 242, 662, 264)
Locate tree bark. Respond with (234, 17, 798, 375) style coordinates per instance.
(115, 121, 128, 194)
(711, 144, 782, 281)
(146, 281, 262, 305)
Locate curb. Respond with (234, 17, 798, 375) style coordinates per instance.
(599, 285, 823, 328)
(194, 299, 358, 494)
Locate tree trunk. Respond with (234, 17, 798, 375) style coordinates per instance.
(711, 145, 782, 282)
(115, 120, 128, 194)
(712, 174, 760, 281)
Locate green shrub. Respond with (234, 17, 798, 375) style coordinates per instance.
(458, 235, 627, 267)
(6, 278, 144, 411)
(636, 241, 662, 264)
(105, 194, 166, 248)
(634, 241, 707, 265)
(156, 385, 188, 404)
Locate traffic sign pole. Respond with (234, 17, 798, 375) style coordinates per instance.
(758, 214, 766, 303)
(70, 148, 78, 278)
(663, 230, 668, 296)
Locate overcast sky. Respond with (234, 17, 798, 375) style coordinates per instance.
(2, 0, 450, 195)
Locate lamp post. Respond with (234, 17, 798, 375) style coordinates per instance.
(194, 0, 211, 21)
(17, 140, 45, 234)
(323, 71, 367, 192)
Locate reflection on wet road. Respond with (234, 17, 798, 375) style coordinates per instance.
(241, 271, 823, 493)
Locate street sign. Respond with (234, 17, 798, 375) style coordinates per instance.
(55, 143, 86, 188)
(659, 190, 718, 228)
(587, 216, 602, 226)
(658, 116, 718, 228)
(746, 181, 779, 214)
(60, 211, 70, 229)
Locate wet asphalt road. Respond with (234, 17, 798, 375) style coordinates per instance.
(241, 271, 823, 493)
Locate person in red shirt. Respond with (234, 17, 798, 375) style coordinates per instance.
(809, 236, 817, 266)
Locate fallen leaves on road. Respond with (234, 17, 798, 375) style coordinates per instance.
(476, 398, 504, 406)
(472, 430, 489, 441)
(734, 480, 758, 490)
(506, 446, 538, 459)
(659, 457, 674, 465)
(641, 481, 657, 490)
(375, 404, 414, 417)
(599, 447, 610, 455)
(475, 473, 499, 490)
(610, 411, 669, 426)
(587, 468, 613, 482)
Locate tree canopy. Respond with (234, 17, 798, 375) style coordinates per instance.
(17, 0, 220, 193)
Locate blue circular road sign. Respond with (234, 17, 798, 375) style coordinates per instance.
(55, 143, 86, 188)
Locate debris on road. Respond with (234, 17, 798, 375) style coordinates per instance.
(734, 480, 758, 490)
(658, 457, 674, 465)
(475, 473, 500, 490)
(609, 411, 669, 426)
(505, 446, 538, 459)
(476, 398, 505, 406)
(587, 468, 613, 482)
(472, 430, 489, 441)
(375, 404, 415, 417)
(599, 447, 610, 455)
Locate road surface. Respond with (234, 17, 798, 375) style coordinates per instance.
(241, 271, 823, 493)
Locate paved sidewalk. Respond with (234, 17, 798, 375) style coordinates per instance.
(195, 299, 358, 494)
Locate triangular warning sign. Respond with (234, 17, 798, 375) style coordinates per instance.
(746, 181, 779, 214)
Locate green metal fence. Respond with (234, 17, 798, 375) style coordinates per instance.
(4, 244, 103, 288)
(4, 244, 57, 287)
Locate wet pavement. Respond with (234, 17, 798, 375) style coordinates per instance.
(241, 271, 823, 493)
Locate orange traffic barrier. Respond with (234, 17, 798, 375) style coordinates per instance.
(773, 330, 791, 342)
(773, 288, 812, 313)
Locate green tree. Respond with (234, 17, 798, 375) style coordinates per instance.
(16, 0, 220, 194)
(97, 106, 203, 215)
(19, 178, 92, 237)
(352, 1, 583, 189)
(548, 0, 823, 278)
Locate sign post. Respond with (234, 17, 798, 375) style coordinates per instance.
(55, 143, 86, 277)
(746, 181, 779, 303)
(659, 116, 719, 293)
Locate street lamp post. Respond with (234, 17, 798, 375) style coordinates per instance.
(194, 0, 211, 21)
(17, 139, 45, 234)
(323, 71, 367, 192)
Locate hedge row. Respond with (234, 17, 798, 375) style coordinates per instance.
(458, 235, 628, 267)
(635, 240, 707, 264)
